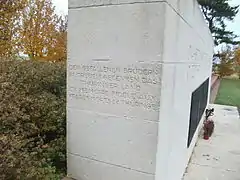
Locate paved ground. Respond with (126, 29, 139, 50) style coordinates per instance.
(183, 104, 240, 180)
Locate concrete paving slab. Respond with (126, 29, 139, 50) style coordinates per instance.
(183, 104, 240, 180)
(184, 163, 240, 180)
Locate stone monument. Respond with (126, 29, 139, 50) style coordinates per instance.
(67, 0, 214, 179)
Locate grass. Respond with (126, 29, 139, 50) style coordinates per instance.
(215, 78, 240, 107)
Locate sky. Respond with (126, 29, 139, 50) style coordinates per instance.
(226, 0, 240, 40)
(52, 0, 239, 43)
(52, 0, 68, 15)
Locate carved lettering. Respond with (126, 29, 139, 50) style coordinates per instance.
(68, 62, 162, 111)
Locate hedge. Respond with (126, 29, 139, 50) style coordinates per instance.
(0, 60, 66, 179)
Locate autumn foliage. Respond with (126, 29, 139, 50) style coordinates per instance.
(0, 0, 67, 178)
(0, 0, 27, 58)
(218, 47, 235, 77)
(0, 0, 67, 61)
(234, 47, 240, 79)
(214, 46, 240, 78)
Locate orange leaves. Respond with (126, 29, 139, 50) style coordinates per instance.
(218, 46, 235, 77)
(234, 47, 240, 78)
(0, 0, 27, 58)
(42, 15, 67, 62)
(49, 15, 67, 62)
(235, 48, 240, 65)
(20, 0, 61, 61)
(1, 0, 67, 62)
(217, 46, 240, 78)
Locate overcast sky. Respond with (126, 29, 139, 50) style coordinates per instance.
(226, 0, 240, 39)
(52, 0, 239, 41)
(52, 0, 68, 15)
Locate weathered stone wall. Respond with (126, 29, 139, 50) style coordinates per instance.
(67, 0, 214, 179)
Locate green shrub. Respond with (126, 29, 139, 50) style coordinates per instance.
(0, 60, 66, 179)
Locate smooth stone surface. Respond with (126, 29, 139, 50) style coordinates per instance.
(68, 154, 155, 180)
(67, 109, 158, 174)
(68, 4, 166, 62)
(69, 0, 165, 8)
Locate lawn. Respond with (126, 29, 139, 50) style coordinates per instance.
(215, 79, 240, 107)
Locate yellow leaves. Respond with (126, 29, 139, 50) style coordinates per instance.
(1, 0, 67, 62)
(234, 48, 240, 65)
(0, 0, 27, 58)
(217, 46, 236, 77)
(20, 0, 57, 60)
(47, 15, 67, 62)
(233, 47, 240, 78)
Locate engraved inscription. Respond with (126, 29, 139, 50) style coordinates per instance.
(188, 45, 204, 62)
(68, 63, 162, 111)
(188, 64, 200, 80)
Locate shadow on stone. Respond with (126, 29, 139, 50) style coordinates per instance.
(223, 108, 234, 112)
